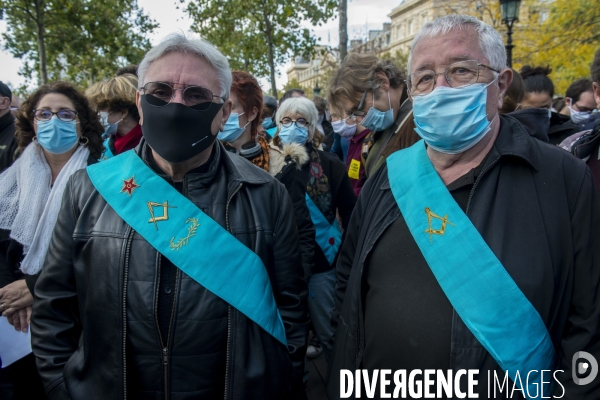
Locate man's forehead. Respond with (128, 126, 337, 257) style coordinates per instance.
(144, 53, 219, 89)
(411, 30, 485, 70)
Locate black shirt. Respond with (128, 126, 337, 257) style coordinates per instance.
(362, 158, 486, 396)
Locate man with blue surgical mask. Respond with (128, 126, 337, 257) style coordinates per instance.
(328, 15, 600, 399)
(328, 53, 414, 179)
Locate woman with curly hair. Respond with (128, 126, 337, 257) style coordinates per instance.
(86, 73, 142, 158)
(0, 81, 103, 399)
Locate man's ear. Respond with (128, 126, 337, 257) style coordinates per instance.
(496, 68, 513, 109)
(219, 99, 233, 131)
(375, 72, 390, 92)
(136, 92, 143, 126)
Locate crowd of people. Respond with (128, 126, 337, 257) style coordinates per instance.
(0, 13, 599, 400)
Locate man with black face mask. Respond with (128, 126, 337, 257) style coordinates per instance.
(31, 33, 308, 399)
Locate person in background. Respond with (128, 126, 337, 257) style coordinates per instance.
(115, 64, 138, 77)
(502, 69, 550, 142)
(280, 88, 305, 106)
(10, 95, 22, 118)
(520, 65, 579, 144)
(31, 34, 307, 399)
(330, 114, 350, 162)
(0, 82, 18, 172)
(86, 73, 142, 159)
(559, 48, 600, 194)
(327, 53, 412, 178)
(219, 70, 315, 303)
(328, 15, 600, 398)
(552, 97, 569, 115)
(261, 95, 278, 139)
(313, 96, 334, 151)
(271, 97, 356, 364)
(0, 81, 103, 400)
(329, 111, 370, 197)
(564, 78, 597, 128)
(499, 68, 524, 114)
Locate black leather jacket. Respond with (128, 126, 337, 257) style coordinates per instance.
(327, 116, 600, 399)
(31, 141, 308, 400)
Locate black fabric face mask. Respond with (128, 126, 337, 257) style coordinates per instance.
(140, 95, 224, 163)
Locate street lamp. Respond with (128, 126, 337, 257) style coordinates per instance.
(313, 58, 321, 97)
(500, 0, 521, 68)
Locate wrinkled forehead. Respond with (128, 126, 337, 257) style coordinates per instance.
(410, 28, 486, 73)
(143, 52, 220, 93)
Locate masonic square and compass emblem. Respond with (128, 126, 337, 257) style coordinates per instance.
(424, 207, 455, 243)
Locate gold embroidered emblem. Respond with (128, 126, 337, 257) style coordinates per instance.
(169, 217, 200, 251)
(424, 207, 455, 243)
(147, 201, 177, 230)
(120, 176, 140, 196)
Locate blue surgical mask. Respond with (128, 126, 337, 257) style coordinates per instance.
(99, 112, 122, 138)
(262, 117, 275, 130)
(360, 91, 394, 132)
(218, 112, 249, 142)
(36, 116, 79, 154)
(569, 100, 592, 124)
(412, 80, 496, 154)
(278, 124, 309, 145)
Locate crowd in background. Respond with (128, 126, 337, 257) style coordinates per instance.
(0, 13, 599, 400)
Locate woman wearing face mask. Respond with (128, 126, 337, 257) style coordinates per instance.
(0, 81, 103, 399)
(218, 71, 271, 169)
(219, 71, 316, 286)
(330, 112, 371, 197)
(520, 65, 580, 145)
(270, 97, 356, 363)
(328, 53, 415, 178)
(86, 73, 142, 159)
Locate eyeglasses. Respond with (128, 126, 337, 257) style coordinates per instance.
(349, 90, 370, 119)
(280, 117, 309, 128)
(33, 109, 78, 122)
(141, 82, 224, 111)
(407, 60, 500, 96)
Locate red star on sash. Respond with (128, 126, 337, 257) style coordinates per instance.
(120, 176, 140, 196)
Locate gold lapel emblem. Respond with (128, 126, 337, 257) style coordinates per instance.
(170, 217, 200, 251)
(120, 176, 140, 196)
(147, 201, 177, 230)
(424, 207, 455, 243)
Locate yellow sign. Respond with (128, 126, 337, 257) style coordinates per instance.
(348, 158, 361, 180)
(424, 207, 455, 243)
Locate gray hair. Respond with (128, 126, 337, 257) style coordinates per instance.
(137, 33, 232, 99)
(407, 15, 507, 75)
(275, 97, 318, 140)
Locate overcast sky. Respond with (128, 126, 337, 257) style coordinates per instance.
(0, 0, 400, 92)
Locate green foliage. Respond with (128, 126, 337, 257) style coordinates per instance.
(380, 50, 409, 73)
(513, 0, 600, 94)
(0, 0, 157, 89)
(183, 0, 337, 97)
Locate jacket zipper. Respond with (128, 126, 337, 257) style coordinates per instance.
(123, 228, 135, 400)
(224, 182, 243, 400)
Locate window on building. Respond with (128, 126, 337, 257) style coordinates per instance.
(397, 26, 402, 40)
(408, 19, 414, 35)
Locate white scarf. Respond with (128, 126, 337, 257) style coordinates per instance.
(0, 142, 90, 274)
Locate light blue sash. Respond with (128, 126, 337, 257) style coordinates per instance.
(100, 137, 114, 161)
(87, 150, 287, 346)
(386, 140, 555, 397)
(305, 194, 342, 265)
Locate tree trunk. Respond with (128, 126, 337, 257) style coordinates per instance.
(339, 0, 348, 62)
(33, 0, 48, 84)
(263, 14, 277, 99)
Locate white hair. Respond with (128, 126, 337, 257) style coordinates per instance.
(137, 33, 232, 99)
(407, 15, 507, 75)
(275, 97, 318, 139)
